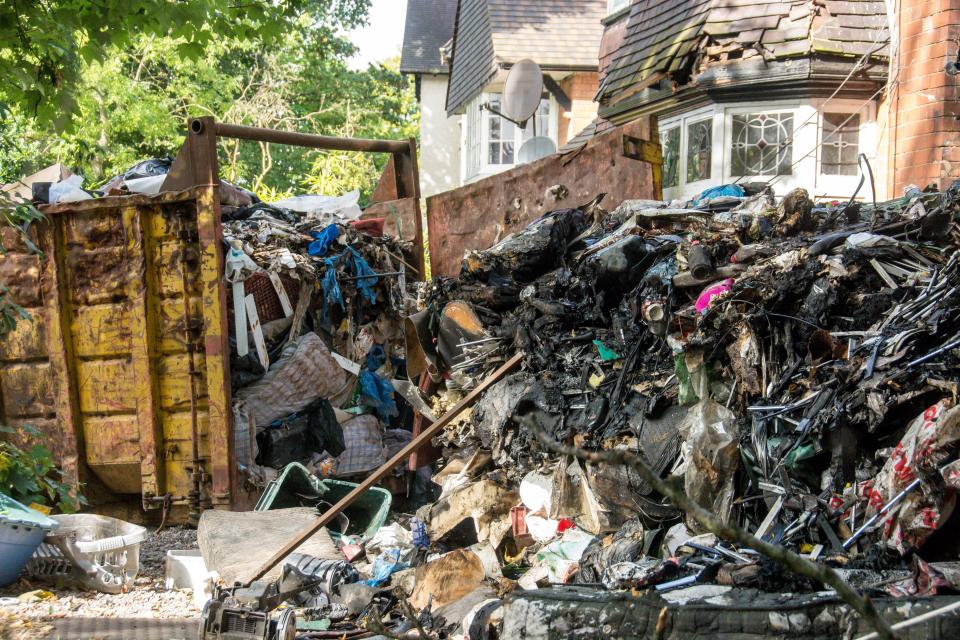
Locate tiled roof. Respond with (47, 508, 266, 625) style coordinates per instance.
(446, 0, 606, 114)
(400, 0, 459, 75)
(597, 0, 890, 107)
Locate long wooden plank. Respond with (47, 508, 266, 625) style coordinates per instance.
(241, 352, 524, 585)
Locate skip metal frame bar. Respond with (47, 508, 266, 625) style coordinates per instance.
(165, 117, 425, 277)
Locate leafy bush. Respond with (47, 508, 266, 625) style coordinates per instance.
(0, 425, 85, 513)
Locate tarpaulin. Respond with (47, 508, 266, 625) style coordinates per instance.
(690, 184, 745, 207)
(859, 400, 960, 551)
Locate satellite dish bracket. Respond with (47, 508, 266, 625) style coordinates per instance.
(480, 102, 529, 128)
(542, 75, 571, 111)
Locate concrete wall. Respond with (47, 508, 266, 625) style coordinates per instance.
(419, 74, 462, 197)
(879, 0, 960, 195)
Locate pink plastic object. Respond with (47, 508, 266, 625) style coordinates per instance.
(695, 278, 734, 314)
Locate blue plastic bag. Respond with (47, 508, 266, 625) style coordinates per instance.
(308, 224, 340, 256)
(365, 548, 408, 586)
(690, 184, 745, 207)
(347, 246, 378, 305)
(320, 256, 344, 325)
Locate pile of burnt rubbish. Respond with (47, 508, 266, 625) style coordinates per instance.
(12, 160, 960, 639)
(214, 181, 960, 639)
(363, 181, 960, 637)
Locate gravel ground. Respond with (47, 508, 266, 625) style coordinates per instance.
(0, 526, 201, 639)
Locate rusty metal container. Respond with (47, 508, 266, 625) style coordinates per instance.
(0, 120, 424, 523)
(0, 189, 236, 521)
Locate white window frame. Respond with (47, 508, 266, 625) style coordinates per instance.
(811, 98, 876, 200)
(461, 94, 483, 182)
(722, 100, 806, 193)
(659, 105, 721, 202)
(607, 0, 631, 16)
(461, 91, 558, 183)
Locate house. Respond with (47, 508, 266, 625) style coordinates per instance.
(402, 0, 607, 193)
(400, 0, 460, 197)
(594, 0, 892, 201)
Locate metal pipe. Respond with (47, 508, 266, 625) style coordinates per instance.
(339, 270, 405, 281)
(687, 244, 714, 280)
(904, 335, 960, 369)
(843, 476, 922, 549)
(201, 120, 409, 154)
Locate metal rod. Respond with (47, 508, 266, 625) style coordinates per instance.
(904, 336, 960, 369)
(842, 476, 922, 549)
(339, 271, 405, 281)
(177, 213, 204, 523)
(204, 120, 409, 154)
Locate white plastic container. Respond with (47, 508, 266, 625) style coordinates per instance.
(28, 513, 146, 593)
(165, 549, 215, 608)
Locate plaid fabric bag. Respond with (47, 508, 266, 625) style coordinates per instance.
(334, 415, 386, 476)
(235, 332, 353, 429)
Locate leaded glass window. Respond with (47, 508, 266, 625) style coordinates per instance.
(686, 118, 712, 183)
(821, 112, 860, 176)
(731, 112, 793, 176)
(661, 126, 680, 188)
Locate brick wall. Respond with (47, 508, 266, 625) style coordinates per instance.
(559, 72, 600, 147)
(883, 0, 960, 194)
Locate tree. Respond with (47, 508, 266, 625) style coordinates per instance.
(0, 0, 371, 123)
(0, 5, 417, 202)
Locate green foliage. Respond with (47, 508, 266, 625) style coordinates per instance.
(0, 4, 418, 203)
(0, 425, 85, 512)
(0, 0, 372, 124)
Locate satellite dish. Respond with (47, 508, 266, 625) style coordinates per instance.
(502, 59, 544, 124)
(518, 136, 557, 164)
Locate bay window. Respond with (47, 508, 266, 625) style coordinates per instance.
(658, 100, 873, 200)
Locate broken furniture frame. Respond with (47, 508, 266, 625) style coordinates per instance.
(164, 118, 425, 277)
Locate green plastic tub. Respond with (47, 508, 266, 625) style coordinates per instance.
(255, 463, 391, 541)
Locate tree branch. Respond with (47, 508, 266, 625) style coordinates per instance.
(525, 421, 897, 640)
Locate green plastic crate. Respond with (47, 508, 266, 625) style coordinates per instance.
(254, 463, 391, 541)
